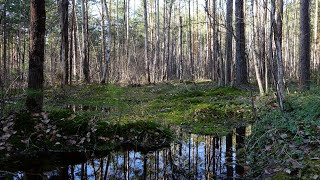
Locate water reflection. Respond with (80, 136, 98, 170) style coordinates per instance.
(4, 126, 250, 180)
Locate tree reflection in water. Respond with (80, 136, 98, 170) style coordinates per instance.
(7, 126, 250, 180)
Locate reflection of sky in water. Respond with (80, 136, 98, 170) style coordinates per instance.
(10, 126, 249, 179)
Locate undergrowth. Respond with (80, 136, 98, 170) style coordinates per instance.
(247, 90, 320, 179)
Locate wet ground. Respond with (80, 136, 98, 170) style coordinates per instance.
(0, 126, 250, 179)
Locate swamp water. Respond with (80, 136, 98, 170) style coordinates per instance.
(0, 126, 251, 180)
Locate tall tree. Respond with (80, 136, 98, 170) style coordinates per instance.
(143, 0, 150, 83)
(60, 0, 69, 85)
(179, 16, 183, 82)
(235, 0, 247, 85)
(189, 0, 194, 81)
(100, 0, 111, 84)
(2, 2, 7, 86)
(26, 0, 46, 112)
(225, 0, 233, 85)
(251, 0, 264, 95)
(299, 0, 311, 90)
(271, 0, 285, 110)
(81, 0, 90, 83)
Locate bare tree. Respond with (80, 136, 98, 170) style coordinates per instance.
(82, 0, 90, 83)
(299, 0, 311, 90)
(143, 0, 150, 84)
(100, 0, 111, 84)
(60, 0, 69, 85)
(251, 0, 264, 95)
(179, 16, 183, 82)
(225, 0, 233, 85)
(26, 0, 46, 112)
(235, 0, 247, 85)
(271, 0, 285, 110)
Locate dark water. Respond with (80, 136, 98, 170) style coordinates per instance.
(1, 126, 251, 180)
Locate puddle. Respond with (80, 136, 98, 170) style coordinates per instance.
(0, 126, 250, 179)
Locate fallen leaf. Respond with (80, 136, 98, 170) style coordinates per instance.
(284, 168, 291, 174)
(2, 126, 9, 132)
(280, 134, 288, 139)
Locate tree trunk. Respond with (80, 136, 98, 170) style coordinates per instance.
(100, 0, 111, 84)
(81, 0, 90, 83)
(189, 0, 194, 81)
(315, 0, 319, 85)
(179, 16, 183, 82)
(143, 0, 150, 84)
(271, 0, 285, 110)
(225, 0, 233, 86)
(299, 0, 311, 90)
(26, 0, 46, 113)
(251, 0, 264, 95)
(165, 0, 174, 81)
(2, 4, 7, 87)
(235, 0, 247, 85)
(60, 0, 69, 85)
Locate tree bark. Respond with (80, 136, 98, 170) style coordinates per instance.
(179, 16, 183, 82)
(235, 0, 247, 85)
(251, 0, 264, 95)
(189, 0, 194, 81)
(60, 0, 69, 85)
(2, 4, 7, 87)
(299, 0, 311, 90)
(225, 0, 233, 86)
(100, 0, 111, 84)
(271, 0, 285, 110)
(26, 0, 46, 113)
(81, 0, 90, 83)
(143, 0, 150, 84)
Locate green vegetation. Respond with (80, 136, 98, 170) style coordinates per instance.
(1, 82, 319, 179)
(1, 82, 253, 158)
(46, 82, 253, 135)
(247, 90, 320, 179)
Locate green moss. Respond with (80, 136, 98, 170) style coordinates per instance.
(206, 86, 245, 96)
(14, 112, 35, 134)
(48, 109, 72, 121)
(271, 172, 294, 180)
(191, 104, 225, 122)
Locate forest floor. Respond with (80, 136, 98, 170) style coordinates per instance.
(0, 82, 319, 179)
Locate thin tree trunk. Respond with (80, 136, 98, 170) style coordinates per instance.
(315, 0, 319, 84)
(179, 16, 183, 82)
(82, 0, 90, 83)
(189, 0, 194, 81)
(251, 0, 264, 95)
(225, 0, 233, 86)
(143, 0, 150, 84)
(2, 4, 7, 87)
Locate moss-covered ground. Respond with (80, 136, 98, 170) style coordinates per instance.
(247, 89, 320, 179)
(46, 82, 253, 135)
(0, 82, 253, 159)
(1, 82, 319, 178)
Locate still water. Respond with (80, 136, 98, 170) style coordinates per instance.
(2, 126, 251, 180)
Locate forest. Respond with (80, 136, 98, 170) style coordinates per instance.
(0, 0, 319, 179)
